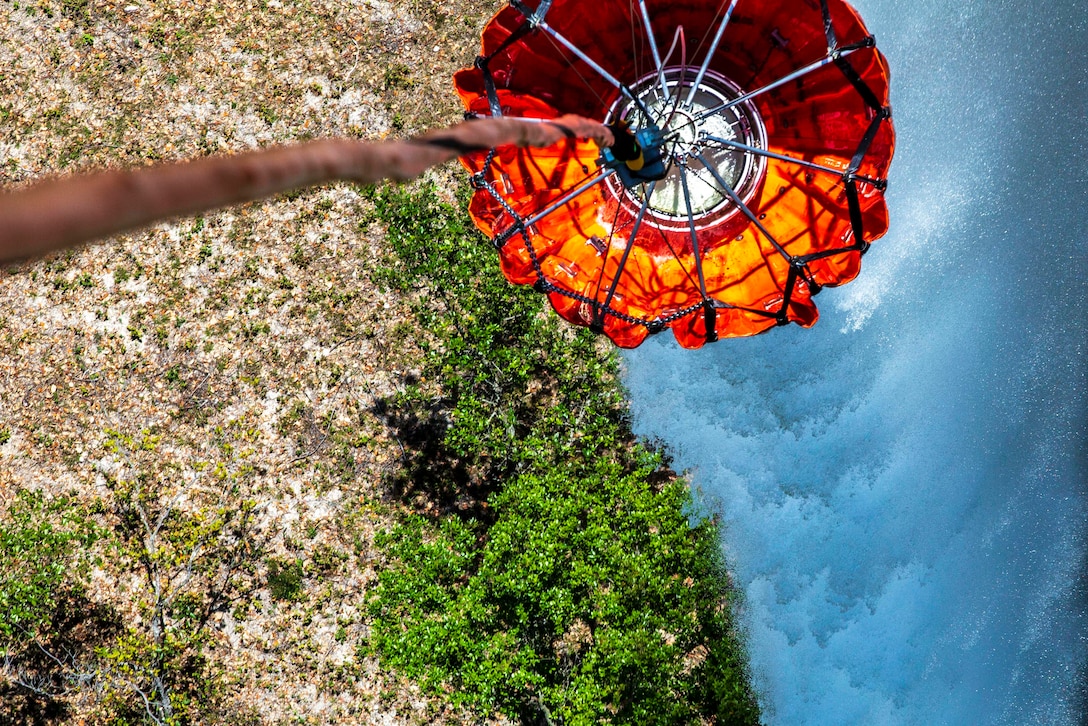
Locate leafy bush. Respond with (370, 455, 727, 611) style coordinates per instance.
(0, 489, 101, 642)
(364, 182, 759, 725)
(0, 490, 107, 723)
(267, 557, 305, 601)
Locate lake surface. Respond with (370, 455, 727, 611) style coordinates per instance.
(622, 0, 1088, 722)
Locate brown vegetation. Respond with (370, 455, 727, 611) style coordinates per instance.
(0, 0, 510, 721)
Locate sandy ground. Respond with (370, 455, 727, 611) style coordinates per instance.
(0, 0, 509, 722)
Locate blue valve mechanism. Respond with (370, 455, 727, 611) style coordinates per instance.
(600, 118, 668, 189)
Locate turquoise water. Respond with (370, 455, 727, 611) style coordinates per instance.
(623, 1, 1088, 722)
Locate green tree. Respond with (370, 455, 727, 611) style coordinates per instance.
(364, 183, 760, 725)
(0, 489, 100, 643)
(95, 426, 265, 725)
(0, 489, 105, 722)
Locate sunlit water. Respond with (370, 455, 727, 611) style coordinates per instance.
(622, 0, 1088, 723)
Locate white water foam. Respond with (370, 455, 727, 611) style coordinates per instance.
(622, 0, 1088, 722)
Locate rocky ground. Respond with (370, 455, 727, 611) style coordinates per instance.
(0, 0, 513, 722)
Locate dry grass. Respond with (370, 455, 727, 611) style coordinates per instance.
(0, 0, 511, 722)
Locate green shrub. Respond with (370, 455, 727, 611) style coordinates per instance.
(0, 489, 101, 641)
(364, 182, 760, 725)
(267, 557, 304, 601)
